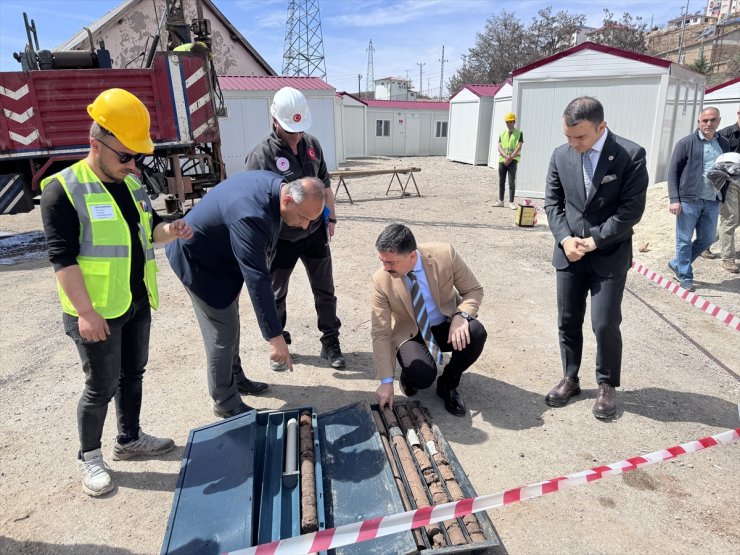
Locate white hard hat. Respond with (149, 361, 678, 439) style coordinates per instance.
(271, 87, 312, 132)
(715, 152, 740, 165)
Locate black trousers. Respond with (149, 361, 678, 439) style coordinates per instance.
(270, 223, 341, 346)
(63, 296, 150, 454)
(498, 161, 517, 202)
(397, 319, 487, 390)
(556, 265, 627, 387)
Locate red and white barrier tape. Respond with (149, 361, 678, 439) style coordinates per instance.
(229, 427, 740, 555)
(631, 261, 740, 332)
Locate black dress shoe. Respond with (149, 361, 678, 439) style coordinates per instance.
(399, 374, 417, 397)
(236, 378, 269, 395)
(213, 402, 253, 419)
(436, 383, 466, 416)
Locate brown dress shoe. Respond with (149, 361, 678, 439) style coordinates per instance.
(593, 383, 617, 419)
(545, 377, 581, 407)
(700, 248, 717, 259)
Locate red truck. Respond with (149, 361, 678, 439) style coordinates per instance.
(0, 50, 224, 214)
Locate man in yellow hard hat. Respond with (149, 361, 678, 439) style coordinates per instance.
(40, 88, 193, 497)
(495, 112, 523, 210)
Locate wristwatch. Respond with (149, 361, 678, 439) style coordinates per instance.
(454, 311, 473, 321)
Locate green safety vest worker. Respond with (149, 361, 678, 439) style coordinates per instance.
(499, 128, 522, 164)
(40, 159, 159, 318)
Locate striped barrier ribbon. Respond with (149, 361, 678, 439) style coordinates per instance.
(229, 427, 740, 555)
(631, 260, 740, 332)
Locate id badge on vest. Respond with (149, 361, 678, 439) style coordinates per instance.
(90, 204, 116, 220)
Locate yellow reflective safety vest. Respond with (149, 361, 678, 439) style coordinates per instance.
(499, 129, 522, 163)
(40, 160, 159, 318)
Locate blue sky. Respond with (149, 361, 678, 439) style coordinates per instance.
(0, 0, 682, 96)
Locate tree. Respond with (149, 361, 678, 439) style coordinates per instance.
(690, 48, 714, 75)
(447, 9, 585, 96)
(589, 10, 648, 53)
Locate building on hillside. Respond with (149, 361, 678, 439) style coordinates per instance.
(647, 11, 739, 71)
(511, 41, 705, 198)
(58, 0, 275, 76)
(666, 12, 717, 30)
(704, 77, 740, 122)
(706, 0, 739, 18)
(447, 84, 502, 165)
(571, 26, 596, 46)
(487, 82, 514, 170)
(217, 76, 336, 177)
(374, 77, 416, 101)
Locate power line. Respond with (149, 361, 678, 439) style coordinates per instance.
(282, 0, 327, 79)
(439, 45, 448, 100)
(366, 38, 375, 95)
(416, 62, 425, 95)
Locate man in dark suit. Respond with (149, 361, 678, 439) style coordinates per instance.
(544, 97, 648, 419)
(166, 172, 325, 418)
(372, 224, 486, 416)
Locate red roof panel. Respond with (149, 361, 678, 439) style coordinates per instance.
(512, 41, 672, 76)
(705, 77, 740, 94)
(218, 75, 334, 91)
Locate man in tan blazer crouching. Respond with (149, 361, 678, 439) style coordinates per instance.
(372, 223, 486, 416)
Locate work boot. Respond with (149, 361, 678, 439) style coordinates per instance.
(593, 383, 617, 420)
(320, 341, 346, 369)
(111, 429, 175, 461)
(722, 259, 739, 273)
(78, 448, 113, 497)
(700, 248, 717, 259)
(545, 377, 581, 407)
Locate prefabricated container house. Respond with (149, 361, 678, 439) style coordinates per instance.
(487, 82, 514, 169)
(511, 42, 706, 197)
(703, 77, 740, 124)
(447, 84, 502, 165)
(335, 93, 368, 160)
(217, 76, 337, 177)
(364, 100, 450, 156)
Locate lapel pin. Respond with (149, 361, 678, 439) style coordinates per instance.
(608, 155, 614, 161)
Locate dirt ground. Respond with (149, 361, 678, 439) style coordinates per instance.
(1, 155, 738, 555)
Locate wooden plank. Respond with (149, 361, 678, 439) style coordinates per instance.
(330, 167, 421, 179)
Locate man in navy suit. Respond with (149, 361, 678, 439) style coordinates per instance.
(544, 97, 648, 419)
(166, 171, 325, 418)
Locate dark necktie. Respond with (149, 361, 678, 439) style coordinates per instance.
(582, 149, 595, 198)
(408, 271, 443, 364)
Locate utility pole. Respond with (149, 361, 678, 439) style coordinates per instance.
(427, 77, 431, 98)
(439, 45, 448, 100)
(416, 62, 425, 99)
(366, 39, 375, 98)
(357, 73, 362, 97)
(678, 0, 690, 64)
(404, 69, 410, 100)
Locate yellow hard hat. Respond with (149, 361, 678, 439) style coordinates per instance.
(504, 112, 516, 122)
(87, 88, 154, 154)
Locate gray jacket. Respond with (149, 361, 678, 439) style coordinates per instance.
(667, 131, 730, 203)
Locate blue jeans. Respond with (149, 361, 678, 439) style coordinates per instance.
(670, 199, 720, 282)
(63, 297, 151, 454)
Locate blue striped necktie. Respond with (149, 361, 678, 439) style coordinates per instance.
(407, 271, 443, 364)
(582, 149, 595, 198)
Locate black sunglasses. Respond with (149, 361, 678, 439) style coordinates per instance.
(98, 139, 145, 164)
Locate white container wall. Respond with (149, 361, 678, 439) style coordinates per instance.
(511, 42, 705, 198)
(217, 77, 338, 178)
(364, 101, 449, 157)
(704, 78, 740, 125)
(487, 82, 514, 168)
(447, 85, 500, 165)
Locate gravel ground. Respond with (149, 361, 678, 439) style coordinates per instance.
(0, 155, 738, 554)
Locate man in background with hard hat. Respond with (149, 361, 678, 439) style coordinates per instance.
(245, 86, 345, 373)
(494, 112, 523, 210)
(40, 88, 193, 497)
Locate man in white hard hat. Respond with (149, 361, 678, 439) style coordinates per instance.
(244, 87, 345, 373)
(40, 88, 192, 496)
